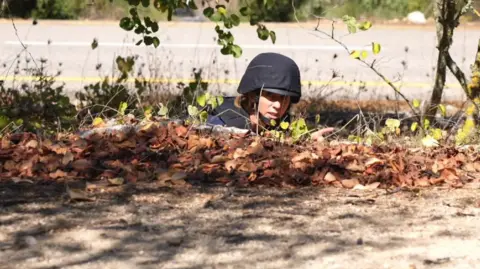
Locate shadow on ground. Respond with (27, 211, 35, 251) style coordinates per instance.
(0, 179, 479, 269)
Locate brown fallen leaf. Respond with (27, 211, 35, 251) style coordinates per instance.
(115, 138, 137, 149)
(25, 139, 38, 149)
(345, 160, 365, 172)
(50, 143, 69, 155)
(324, 172, 337, 183)
(4, 160, 16, 171)
(137, 122, 157, 135)
(474, 162, 480, 172)
(108, 177, 125, 185)
(365, 157, 384, 168)
(49, 169, 68, 179)
(246, 138, 264, 156)
(440, 168, 459, 181)
(292, 151, 315, 163)
(1, 136, 11, 149)
(71, 159, 93, 171)
(62, 151, 74, 166)
(239, 162, 258, 172)
(225, 159, 239, 173)
(463, 163, 476, 173)
(341, 179, 360, 189)
(210, 155, 228, 164)
(415, 178, 431, 187)
(353, 182, 380, 190)
(175, 125, 188, 137)
(66, 185, 95, 202)
(233, 148, 248, 159)
(429, 177, 445, 185)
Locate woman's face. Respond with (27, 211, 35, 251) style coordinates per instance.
(257, 90, 291, 120)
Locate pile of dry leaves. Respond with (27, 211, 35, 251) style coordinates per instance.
(0, 121, 479, 190)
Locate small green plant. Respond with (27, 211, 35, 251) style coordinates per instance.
(75, 55, 150, 124)
(186, 92, 224, 125)
(0, 58, 77, 135)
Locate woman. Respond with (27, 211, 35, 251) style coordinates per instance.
(206, 52, 334, 141)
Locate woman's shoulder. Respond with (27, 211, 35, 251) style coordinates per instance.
(207, 96, 250, 129)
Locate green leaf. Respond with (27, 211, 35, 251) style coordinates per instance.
(385, 118, 400, 129)
(413, 99, 420, 108)
(216, 96, 224, 106)
(203, 7, 214, 17)
(93, 117, 104, 127)
(144, 36, 153, 45)
(423, 118, 430, 129)
(342, 15, 357, 33)
(150, 21, 159, 32)
(196, 93, 207, 107)
(360, 50, 368, 59)
(187, 105, 198, 116)
(152, 36, 160, 48)
(141, 0, 149, 7)
(129, 7, 138, 17)
(239, 7, 249, 16)
(199, 111, 208, 123)
(210, 12, 222, 22)
(431, 128, 443, 140)
(257, 26, 270, 40)
(421, 135, 439, 148)
(144, 105, 153, 119)
(0, 115, 9, 130)
(280, 121, 289, 130)
(315, 114, 320, 124)
(350, 50, 360, 59)
(91, 38, 98, 50)
(119, 17, 135, 31)
(372, 42, 381, 55)
(269, 30, 276, 44)
(411, 122, 418, 132)
(231, 14, 240, 26)
(14, 118, 23, 126)
(358, 21, 372, 30)
(347, 24, 357, 34)
(217, 6, 227, 15)
(231, 44, 242, 58)
(158, 104, 168, 116)
(128, 0, 140, 6)
(119, 102, 128, 115)
(439, 104, 447, 117)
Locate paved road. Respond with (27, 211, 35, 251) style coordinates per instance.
(0, 20, 479, 101)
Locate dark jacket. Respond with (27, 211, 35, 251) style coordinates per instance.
(206, 96, 290, 131)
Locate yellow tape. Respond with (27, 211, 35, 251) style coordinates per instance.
(0, 75, 462, 89)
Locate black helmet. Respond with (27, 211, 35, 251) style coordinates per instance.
(237, 52, 302, 104)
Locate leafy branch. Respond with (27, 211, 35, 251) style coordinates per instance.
(119, 0, 277, 58)
(291, 2, 424, 131)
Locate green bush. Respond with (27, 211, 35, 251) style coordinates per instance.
(1, 0, 37, 18)
(324, 0, 433, 19)
(32, 0, 86, 19)
(0, 58, 77, 134)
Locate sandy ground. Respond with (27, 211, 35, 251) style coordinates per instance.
(1, 180, 480, 269)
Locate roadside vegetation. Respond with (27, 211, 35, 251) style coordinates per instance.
(0, 0, 480, 193)
(3, 0, 479, 22)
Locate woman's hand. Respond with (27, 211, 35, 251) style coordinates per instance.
(311, 127, 335, 142)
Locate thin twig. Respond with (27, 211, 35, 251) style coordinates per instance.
(3, 4, 38, 68)
(291, 0, 423, 129)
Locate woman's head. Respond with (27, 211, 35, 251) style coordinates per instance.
(235, 52, 301, 126)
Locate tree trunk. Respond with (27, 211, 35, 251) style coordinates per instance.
(424, 0, 458, 124)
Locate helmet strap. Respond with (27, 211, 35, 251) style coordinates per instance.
(253, 94, 291, 128)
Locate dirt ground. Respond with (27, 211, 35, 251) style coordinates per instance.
(1, 180, 480, 269)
